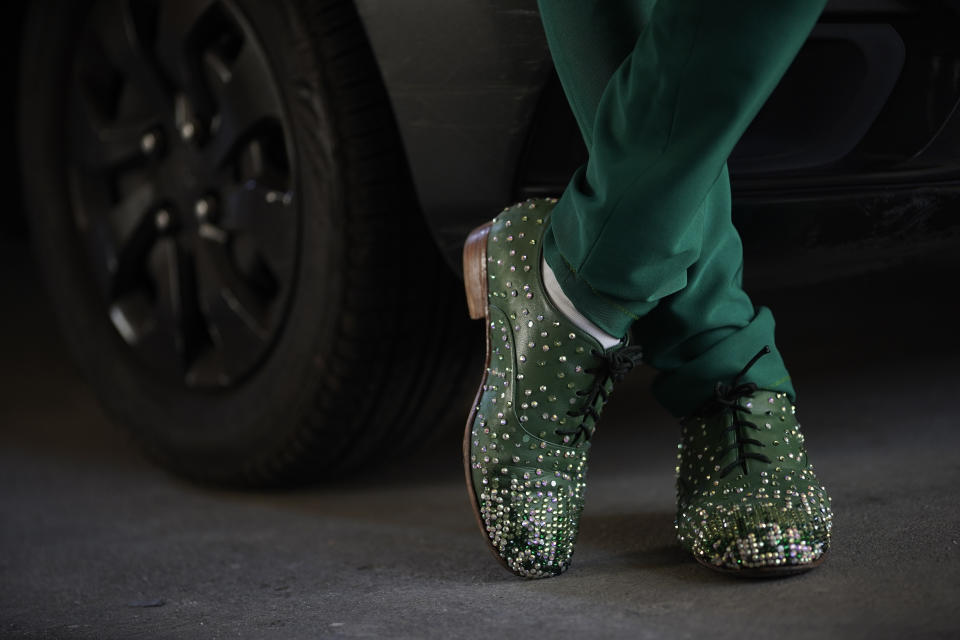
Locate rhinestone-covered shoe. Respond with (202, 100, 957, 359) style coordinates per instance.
(462, 198, 642, 578)
(675, 347, 833, 575)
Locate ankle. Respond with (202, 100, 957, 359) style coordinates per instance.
(542, 258, 622, 350)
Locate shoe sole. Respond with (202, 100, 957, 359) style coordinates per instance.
(462, 221, 518, 575)
(695, 552, 827, 578)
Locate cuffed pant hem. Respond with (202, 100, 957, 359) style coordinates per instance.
(650, 306, 795, 417)
(543, 228, 656, 339)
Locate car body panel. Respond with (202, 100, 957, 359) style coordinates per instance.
(7, 0, 960, 278)
(355, 0, 551, 257)
(355, 0, 960, 278)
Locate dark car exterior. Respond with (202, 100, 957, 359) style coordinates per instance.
(12, 0, 960, 484)
(356, 0, 960, 280)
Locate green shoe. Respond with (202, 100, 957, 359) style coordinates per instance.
(675, 347, 833, 575)
(462, 198, 643, 579)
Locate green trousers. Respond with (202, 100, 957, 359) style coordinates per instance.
(538, 0, 827, 416)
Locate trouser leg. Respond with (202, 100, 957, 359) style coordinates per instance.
(635, 165, 792, 416)
(537, 0, 826, 415)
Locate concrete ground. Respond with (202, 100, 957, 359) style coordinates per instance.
(1, 235, 958, 640)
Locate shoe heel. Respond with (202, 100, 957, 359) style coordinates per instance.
(463, 222, 492, 320)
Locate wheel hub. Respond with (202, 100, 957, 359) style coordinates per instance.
(151, 103, 219, 236)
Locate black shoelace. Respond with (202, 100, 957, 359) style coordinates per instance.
(555, 345, 644, 445)
(709, 345, 774, 478)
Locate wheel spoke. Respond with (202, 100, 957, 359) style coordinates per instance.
(155, 0, 218, 112)
(89, 181, 157, 299)
(142, 239, 213, 375)
(140, 239, 192, 375)
(195, 238, 270, 376)
(221, 182, 297, 280)
(108, 291, 155, 346)
(204, 42, 283, 166)
(234, 137, 290, 188)
(110, 182, 155, 254)
(174, 251, 212, 370)
(77, 216, 121, 297)
(90, 0, 168, 105)
(71, 109, 156, 170)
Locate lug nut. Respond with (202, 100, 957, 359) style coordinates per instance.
(194, 197, 215, 221)
(155, 209, 172, 231)
(179, 122, 196, 142)
(174, 94, 200, 143)
(140, 131, 160, 154)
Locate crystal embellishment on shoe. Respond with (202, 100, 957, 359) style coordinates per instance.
(462, 198, 642, 579)
(675, 347, 833, 575)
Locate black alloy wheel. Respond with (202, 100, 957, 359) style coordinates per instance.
(69, 0, 299, 388)
(20, 0, 475, 486)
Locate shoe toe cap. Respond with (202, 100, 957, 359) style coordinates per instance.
(477, 471, 583, 578)
(684, 505, 832, 573)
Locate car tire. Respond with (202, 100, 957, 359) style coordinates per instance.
(19, 0, 475, 486)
